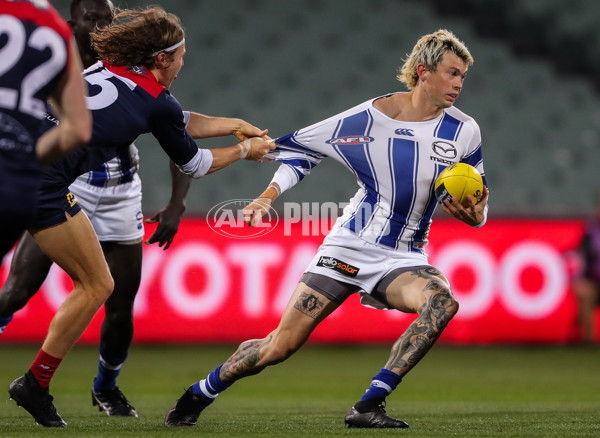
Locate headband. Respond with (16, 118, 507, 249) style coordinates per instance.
(152, 38, 185, 57)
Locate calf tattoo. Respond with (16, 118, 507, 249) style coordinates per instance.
(220, 335, 273, 381)
(294, 291, 325, 319)
(385, 267, 457, 376)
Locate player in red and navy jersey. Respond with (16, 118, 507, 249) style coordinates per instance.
(0, 0, 90, 261)
(0, 0, 193, 418)
(6, 6, 273, 428)
(165, 29, 489, 430)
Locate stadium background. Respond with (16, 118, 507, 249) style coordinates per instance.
(45, 0, 600, 215)
(3, 0, 600, 344)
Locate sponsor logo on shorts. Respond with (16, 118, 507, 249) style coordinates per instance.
(316, 256, 360, 277)
(66, 192, 77, 207)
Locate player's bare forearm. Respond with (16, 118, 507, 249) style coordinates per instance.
(186, 112, 267, 140)
(168, 160, 191, 209)
(207, 138, 274, 174)
(205, 144, 242, 174)
(219, 336, 273, 382)
(384, 268, 457, 377)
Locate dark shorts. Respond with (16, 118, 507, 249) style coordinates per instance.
(0, 153, 39, 257)
(29, 184, 81, 230)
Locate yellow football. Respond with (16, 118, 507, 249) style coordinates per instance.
(434, 163, 483, 206)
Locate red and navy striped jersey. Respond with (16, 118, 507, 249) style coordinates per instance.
(42, 60, 199, 188)
(0, 0, 71, 157)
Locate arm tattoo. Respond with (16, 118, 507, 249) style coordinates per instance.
(294, 291, 325, 319)
(220, 335, 273, 381)
(384, 269, 457, 377)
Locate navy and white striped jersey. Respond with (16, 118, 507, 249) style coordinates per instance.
(75, 143, 139, 187)
(271, 93, 486, 253)
(76, 110, 190, 188)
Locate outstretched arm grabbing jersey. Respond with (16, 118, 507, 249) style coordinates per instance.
(183, 111, 273, 175)
(148, 113, 272, 247)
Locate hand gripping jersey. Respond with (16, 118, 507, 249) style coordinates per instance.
(269, 93, 487, 253)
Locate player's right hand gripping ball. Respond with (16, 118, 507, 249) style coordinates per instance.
(434, 163, 483, 206)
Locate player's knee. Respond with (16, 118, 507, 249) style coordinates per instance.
(426, 279, 459, 325)
(102, 276, 115, 300)
(0, 285, 31, 315)
(84, 273, 114, 304)
(446, 293, 459, 318)
(104, 288, 135, 315)
(441, 283, 459, 317)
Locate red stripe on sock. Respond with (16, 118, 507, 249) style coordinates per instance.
(30, 349, 62, 388)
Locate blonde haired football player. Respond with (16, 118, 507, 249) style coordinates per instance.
(398, 29, 474, 90)
(165, 29, 488, 430)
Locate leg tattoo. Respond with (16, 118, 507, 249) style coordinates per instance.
(385, 268, 458, 377)
(294, 291, 325, 319)
(220, 335, 273, 381)
(412, 266, 444, 281)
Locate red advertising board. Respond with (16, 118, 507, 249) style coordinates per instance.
(0, 217, 592, 344)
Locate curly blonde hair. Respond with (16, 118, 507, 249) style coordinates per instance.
(91, 6, 184, 68)
(398, 29, 473, 90)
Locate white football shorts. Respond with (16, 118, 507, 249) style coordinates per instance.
(304, 230, 430, 296)
(69, 174, 144, 243)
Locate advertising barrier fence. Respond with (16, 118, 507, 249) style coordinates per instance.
(0, 217, 592, 344)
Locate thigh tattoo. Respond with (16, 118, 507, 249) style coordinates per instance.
(411, 266, 443, 281)
(294, 291, 325, 319)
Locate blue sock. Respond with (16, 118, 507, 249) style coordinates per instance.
(191, 365, 233, 402)
(93, 346, 127, 393)
(0, 315, 13, 335)
(359, 368, 402, 402)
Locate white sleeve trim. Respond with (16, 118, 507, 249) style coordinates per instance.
(269, 164, 299, 194)
(182, 111, 191, 128)
(177, 148, 213, 178)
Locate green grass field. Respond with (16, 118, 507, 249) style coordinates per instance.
(0, 344, 599, 437)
